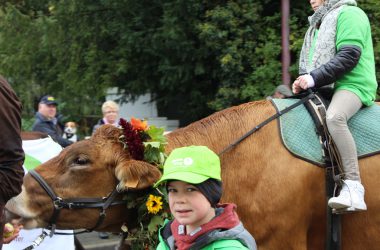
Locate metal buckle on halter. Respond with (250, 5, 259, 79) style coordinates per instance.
(100, 209, 107, 217)
(49, 224, 56, 237)
(53, 197, 64, 209)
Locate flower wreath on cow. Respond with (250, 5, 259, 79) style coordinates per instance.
(119, 118, 171, 249)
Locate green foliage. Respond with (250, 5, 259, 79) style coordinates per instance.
(0, 0, 379, 130)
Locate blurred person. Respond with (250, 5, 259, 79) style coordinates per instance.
(92, 100, 120, 135)
(0, 76, 25, 248)
(92, 100, 120, 239)
(267, 85, 293, 100)
(32, 95, 73, 147)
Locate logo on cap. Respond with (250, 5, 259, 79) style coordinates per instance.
(171, 157, 194, 167)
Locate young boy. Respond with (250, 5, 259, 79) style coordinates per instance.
(155, 145, 257, 250)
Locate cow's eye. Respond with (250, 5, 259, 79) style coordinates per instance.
(73, 157, 89, 165)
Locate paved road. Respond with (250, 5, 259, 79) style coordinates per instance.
(75, 231, 121, 250)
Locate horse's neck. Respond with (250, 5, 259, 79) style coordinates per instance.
(166, 100, 274, 154)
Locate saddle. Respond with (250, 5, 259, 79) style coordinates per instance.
(271, 96, 380, 166)
(272, 92, 380, 215)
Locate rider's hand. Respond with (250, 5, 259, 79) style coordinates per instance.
(292, 79, 302, 94)
(292, 74, 315, 94)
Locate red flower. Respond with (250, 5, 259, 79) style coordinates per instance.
(119, 118, 144, 160)
(131, 117, 148, 131)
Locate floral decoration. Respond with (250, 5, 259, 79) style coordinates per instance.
(146, 194, 164, 214)
(131, 117, 148, 131)
(119, 118, 144, 160)
(119, 117, 171, 250)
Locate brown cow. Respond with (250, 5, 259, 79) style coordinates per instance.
(20, 131, 49, 140)
(6, 100, 380, 249)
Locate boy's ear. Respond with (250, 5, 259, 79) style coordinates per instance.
(115, 159, 161, 190)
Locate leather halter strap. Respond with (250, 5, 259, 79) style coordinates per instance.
(28, 169, 128, 236)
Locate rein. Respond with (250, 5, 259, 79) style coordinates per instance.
(218, 90, 315, 155)
(28, 169, 128, 236)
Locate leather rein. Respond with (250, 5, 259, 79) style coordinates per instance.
(28, 169, 128, 236)
(218, 90, 315, 155)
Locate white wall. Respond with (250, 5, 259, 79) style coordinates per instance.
(106, 88, 179, 131)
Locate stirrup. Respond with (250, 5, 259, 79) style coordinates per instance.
(332, 207, 357, 214)
(332, 205, 367, 214)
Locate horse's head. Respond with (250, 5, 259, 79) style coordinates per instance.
(6, 125, 161, 232)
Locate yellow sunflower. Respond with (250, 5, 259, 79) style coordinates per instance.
(146, 194, 163, 214)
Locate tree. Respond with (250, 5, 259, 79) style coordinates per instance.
(0, 0, 378, 130)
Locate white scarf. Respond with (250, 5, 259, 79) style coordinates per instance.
(299, 0, 357, 74)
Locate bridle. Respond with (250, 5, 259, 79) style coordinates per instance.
(28, 169, 129, 236)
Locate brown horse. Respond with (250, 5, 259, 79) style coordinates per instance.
(6, 100, 380, 250)
(165, 100, 380, 250)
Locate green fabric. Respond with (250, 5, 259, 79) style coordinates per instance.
(24, 154, 42, 171)
(154, 146, 221, 187)
(308, 29, 319, 67)
(335, 6, 377, 106)
(272, 99, 380, 166)
(157, 221, 248, 250)
(157, 239, 247, 250)
(156, 223, 168, 250)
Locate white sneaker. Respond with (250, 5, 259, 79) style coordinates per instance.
(328, 180, 367, 211)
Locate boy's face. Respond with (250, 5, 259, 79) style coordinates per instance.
(168, 180, 215, 233)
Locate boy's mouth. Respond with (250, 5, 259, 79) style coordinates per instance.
(176, 209, 192, 215)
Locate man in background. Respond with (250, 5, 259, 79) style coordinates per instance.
(267, 85, 293, 100)
(32, 95, 73, 147)
(0, 76, 24, 248)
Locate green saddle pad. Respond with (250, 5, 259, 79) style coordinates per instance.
(272, 98, 380, 166)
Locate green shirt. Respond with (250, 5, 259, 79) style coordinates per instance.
(335, 6, 377, 106)
(310, 6, 377, 106)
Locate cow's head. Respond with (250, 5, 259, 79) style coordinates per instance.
(6, 125, 161, 232)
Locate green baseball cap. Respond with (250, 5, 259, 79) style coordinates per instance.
(154, 145, 221, 187)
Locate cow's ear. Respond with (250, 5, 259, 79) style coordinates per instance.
(115, 159, 162, 191)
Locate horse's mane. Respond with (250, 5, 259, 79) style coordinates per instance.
(166, 100, 273, 152)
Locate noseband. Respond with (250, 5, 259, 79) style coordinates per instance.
(28, 169, 128, 236)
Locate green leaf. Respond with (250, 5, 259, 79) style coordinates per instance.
(143, 144, 161, 164)
(146, 126, 166, 143)
(147, 215, 164, 233)
(143, 141, 161, 148)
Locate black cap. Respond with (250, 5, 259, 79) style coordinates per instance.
(39, 95, 58, 105)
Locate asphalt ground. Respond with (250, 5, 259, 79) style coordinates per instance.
(75, 231, 121, 250)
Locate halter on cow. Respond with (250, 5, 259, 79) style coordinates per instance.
(28, 170, 129, 236)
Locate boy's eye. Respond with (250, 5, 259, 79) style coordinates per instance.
(167, 188, 176, 193)
(187, 187, 197, 192)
